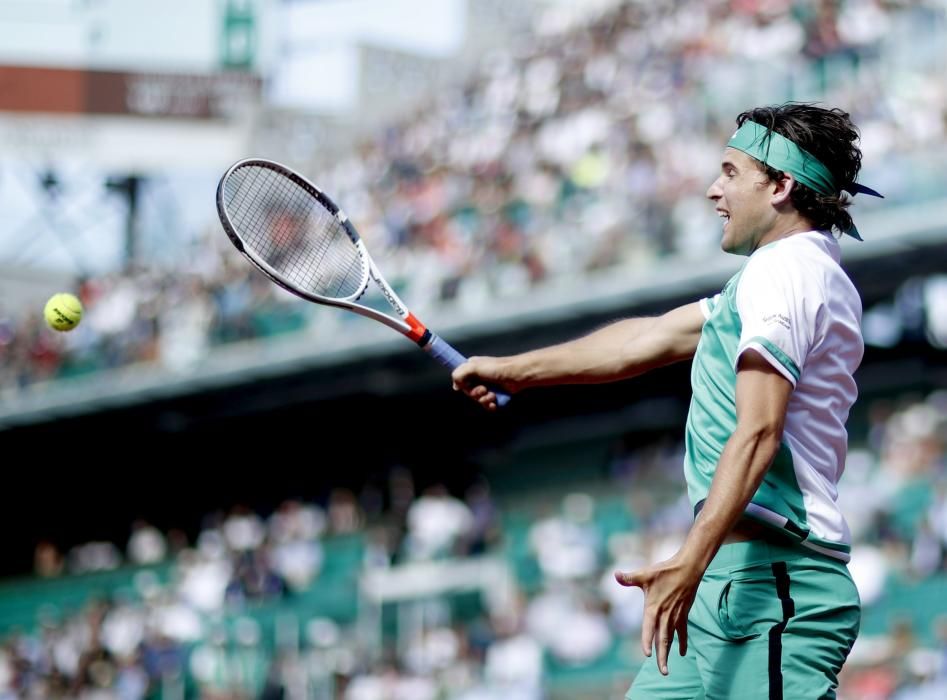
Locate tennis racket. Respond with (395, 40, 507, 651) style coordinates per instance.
(216, 158, 511, 407)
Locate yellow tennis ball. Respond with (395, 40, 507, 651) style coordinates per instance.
(44, 293, 83, 332)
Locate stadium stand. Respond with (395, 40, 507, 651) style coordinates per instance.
(0, 389, 944, 699)
(2, 0, 946, 396)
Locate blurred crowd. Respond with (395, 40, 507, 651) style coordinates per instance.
(3, 0, 947, 392)
(835, 391, 947, 700)
(0, 390, 944, 699)
(0, 475, 507, 700)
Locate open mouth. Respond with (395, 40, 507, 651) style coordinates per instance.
(717, 209, 730, 227)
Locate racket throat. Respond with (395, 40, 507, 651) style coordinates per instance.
(404, 312, 430, 346)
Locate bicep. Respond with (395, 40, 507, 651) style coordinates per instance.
(735, 350, 793, 435)
(654, 302, 705, 360)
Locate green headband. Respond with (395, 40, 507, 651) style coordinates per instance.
(727, 120, 883, 240)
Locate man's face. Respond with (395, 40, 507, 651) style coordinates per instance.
(706, 148, 776, 255)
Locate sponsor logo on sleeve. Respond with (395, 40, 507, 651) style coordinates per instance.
(763, 313, 791, 330)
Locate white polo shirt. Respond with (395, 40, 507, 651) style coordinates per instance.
(686, 230, 864, 561)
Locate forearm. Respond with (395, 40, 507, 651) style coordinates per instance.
(679, 426, 781, 572)
(498, 314, 692, 389)
(501, 317, 656, 386)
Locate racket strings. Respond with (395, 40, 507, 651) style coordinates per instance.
(223, 166, 366, 299)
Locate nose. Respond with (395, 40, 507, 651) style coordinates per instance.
(706, 176, 722, 201)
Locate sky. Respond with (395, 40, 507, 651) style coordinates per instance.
(269, 0, 465, 111)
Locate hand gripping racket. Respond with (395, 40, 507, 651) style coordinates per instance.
(216, 158, 511, 407)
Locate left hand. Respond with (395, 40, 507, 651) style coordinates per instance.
(614, 553, 703, 675)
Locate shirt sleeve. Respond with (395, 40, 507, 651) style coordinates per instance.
(699, 294, 722, 320)
(734, 249, 818, 386)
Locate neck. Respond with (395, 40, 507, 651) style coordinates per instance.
(755, 214, 814, 250)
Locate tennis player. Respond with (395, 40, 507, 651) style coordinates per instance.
(452, 103, 881, 698)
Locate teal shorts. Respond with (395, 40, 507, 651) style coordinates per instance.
(626, 539, 860, 700)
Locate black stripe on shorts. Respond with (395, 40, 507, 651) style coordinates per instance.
(768, 561, 795, 700)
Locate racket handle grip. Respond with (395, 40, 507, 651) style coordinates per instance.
(424, 333, 511, 408)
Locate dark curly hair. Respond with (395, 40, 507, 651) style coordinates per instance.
(735, 104, 863, 236)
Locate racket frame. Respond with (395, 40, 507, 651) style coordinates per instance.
(216, 158, 429, 344)
(216, 157, 510, 407)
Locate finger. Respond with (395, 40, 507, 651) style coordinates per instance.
(450, 366, 469, 386)
(657, 626, 672, 675)
(614, 570, 644, 588)
(640, 611, 655, 658)
(452, 365, 481, 392)
(676, 616, 688, 658)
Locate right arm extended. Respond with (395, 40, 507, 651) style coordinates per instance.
(452, 301, 706, 409)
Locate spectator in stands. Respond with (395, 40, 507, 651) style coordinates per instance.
(222, 505, 267, 553)
(453, 102, 876, 698)
(327, 488, 364, 535)
(225, 548, 285, 606)
(127, 519, 167, 566)
(528, 492, 602, 581)
(33, 540, 64, 578)
(268, 499, 326, 592)
(68, 541, 122, 574)
(462, 480, 501, 556)
(402, 484, 474, 561)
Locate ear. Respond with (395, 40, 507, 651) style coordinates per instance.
(770, 173, 795, 206)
